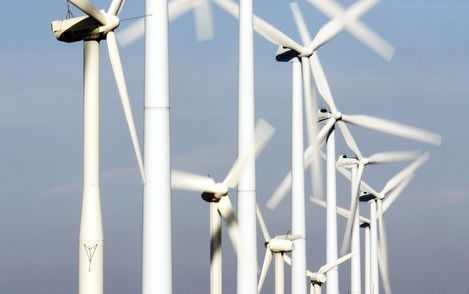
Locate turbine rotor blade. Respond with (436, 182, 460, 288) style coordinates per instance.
(381, 152, 429, 195)
(68, 0, 108, 25)
(346, 20, 395, 61)
(212, 0, 304, 53)
(107, 31, 145, 182)
(337, 121, 362, 158)
(217, 196, 243, 255)
(310, 197, 370, 224)
(290, 2, 312, 45)
(193, 0, 215, 41)
(336, 165, 381, 197)
(310, 53, 338, 113)
(382, 174, 414, 213)
(223, 119, 275, 188)
(347, 0, 379, 19)
(301, 56, 323, 199)
(318, 252, 356, 274)
(108, 0, 125, 15)
(256, 205, 271, 242)
(171, 170, 217, 193)
(257, 249, 273, 293)
(117, 19, 144, 47)
(308, 17, 344, 51)
(340, 163, 364, 255)
(367, 151, 421, 164)
(342, 114, 442, 146)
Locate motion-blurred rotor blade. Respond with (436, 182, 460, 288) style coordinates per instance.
(68, 0, 107, 25)
(346, 20, 395, 61)
(117, 19, 144, 47)
(301, 56, 323, 199)
(171, 170, 217, 193)
(267, 121, 329, 210)
(217, 196, 243, 255)
(336, 165, 381, 197)
(305, 0, 343, 18)
(118, 0, 205, 47)
(377, 241, 392, 294)
(266, 171, 291, 210)
(342, 114, 441, 145)
(108, 0, 125, 15)
(290, 2, 312, 45)
(316, 117, 336, 146)
(318, 252, 356, 274)
(212, 0, 304, 53)
(107, 31, 145, 182)
(367, 151, 421, 164)
(310, 197, 370, 224)
(382, 174, 414, 213)
(193, 0, 214, 41)
(337, 121, 362, 158)
(257, 249, 273, 293)
(256, 205, 271, 242)
(223, 119, 275, 188)
(381, 152, 429, 195)
(340, 163, 364, 255)
(308, 17, 344, 51)
(310, 53, 338, 113)
(347, 0, 379, 19)
(169, 0, 198, 20)
(377, 200, 391, 294)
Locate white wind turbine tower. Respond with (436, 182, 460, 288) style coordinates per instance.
(256, 205, 302, 294)
(236, 0, 257, 291)
(141, 0, 172, 292)
(117, 0, 215, 46)
(51, 0, 145, 293)
(358, 152, 430, 294)
(283, 252, 355, 294)
(116, 0, 214, 292)
(171, 119, 275, 294)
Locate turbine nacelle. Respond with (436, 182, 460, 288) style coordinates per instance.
(309, 272, 327, 285)
(317, 108, 331, 122)
(51, 13, 119, 43)
(200, 182, 229, 202)
(336, 155, 358, 168)
(266, 238, 295, 253)
(359, 190, 383, 201)
(275, 46, 314, 62)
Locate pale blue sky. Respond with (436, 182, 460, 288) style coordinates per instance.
(0, 0, 468, 293)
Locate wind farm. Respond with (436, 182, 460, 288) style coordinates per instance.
(0, 0, 466, 294)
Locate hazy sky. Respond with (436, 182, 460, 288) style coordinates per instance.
(0, 0, 468, 293)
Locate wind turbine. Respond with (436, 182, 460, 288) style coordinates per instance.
(256, 205, 302, 294)
(51, 0, 145, 293)
(117, 0, 215, 46)
(358, 153, 429, 294)
(283, 252, 355, 294)
(171, 119, 275, 294)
